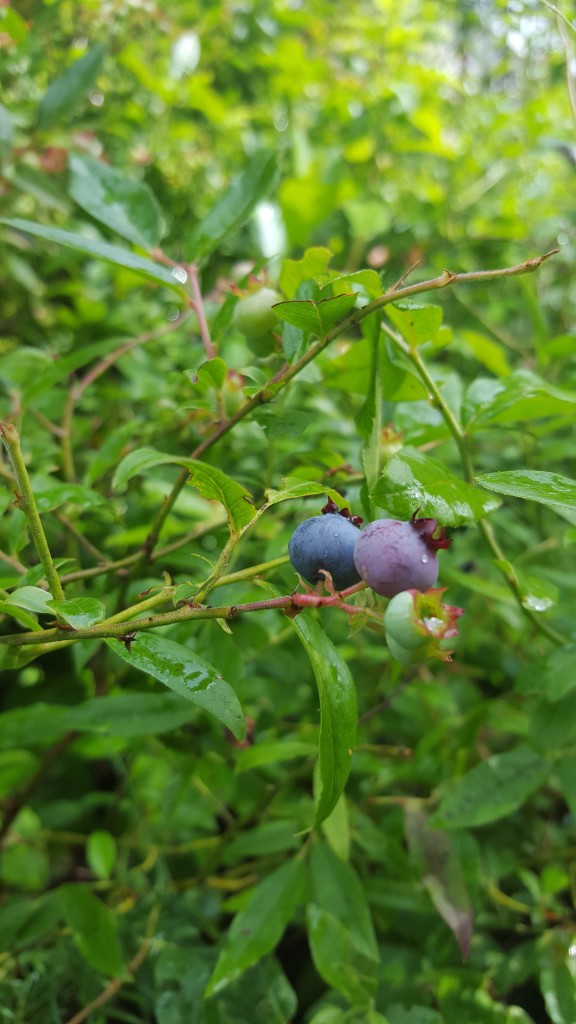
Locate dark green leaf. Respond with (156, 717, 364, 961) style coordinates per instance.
(57, 884, 124, 977)
(235, 739, 317, 771)
(205, 857, 305, 996)
(539, 933, 576, 1024)
(69, 153, 164, 249)
(273, 294, 357, 338)
(186, 151, 279, 261)
(66, 692, 198, 737)
(106, 633, 245, 740)
(291, 615, 357, 825)
(38, 44, 106, 128)
(263, 479, 347, 509)
(476, 469, 576, 526)
(188, 357, 228, 390)
(1, 218, 182, 289)
(432, 746, 550, 829)
(516, 638, 576, 702)
(372, 447, 500, 526)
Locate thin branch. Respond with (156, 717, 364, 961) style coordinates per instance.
(0, 422, 64, 602)
(64, 905, 159, 1024)
(0, 582, 371, 648)
(188, 263, 216, 359)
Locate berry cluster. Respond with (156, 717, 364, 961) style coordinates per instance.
(288, 500, 463, 664)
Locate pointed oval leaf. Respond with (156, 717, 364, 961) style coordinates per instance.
(106, 633, 245, 740)
(372, 446, 500, 526)
(291, 614, 357, 825)
(476, 469, 576, 526)
(186, 150, 279, 261)
(273, 299, 322, 335)
(69, 154, 164, 249)
(386, 303, 444, 348)
(57, 884, 124, 977)
(205, 857, 305, 996)
(280, 247, 333, 298)
(46, 598, 106, 629)
(431, 746, 550, 829)
(1, 219, 182, 289)
(38, 44, 106, 128)
(5, 586, 52, 615)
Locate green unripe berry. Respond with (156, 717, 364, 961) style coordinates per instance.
(234, 288, 281, 338)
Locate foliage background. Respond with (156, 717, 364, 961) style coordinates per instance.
(2, 1, 576, 1022)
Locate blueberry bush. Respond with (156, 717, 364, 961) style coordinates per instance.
(2, 2, 576, 1022)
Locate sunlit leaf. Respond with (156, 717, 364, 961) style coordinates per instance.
(69, 153, 164, 249)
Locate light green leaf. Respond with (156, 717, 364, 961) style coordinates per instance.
(291, 614, 357, 825)
(86, 830, 117, 880)
(112, 448, 255, 534)
(457, 329, 511, 377)
(106, 633, 245, 740)
(46, 598, 106, 629)
(263, 479, 347, 509)
(372, 447, 500, 526)
(235, 740, 317, 772)
(386, 302, 444, 347)
(69, 154, 164, 249)
(4, 586, 52, 615)
(327, 268, 384, 299)
(280, 247, 333, 298)
(0, 602, 39, 630)
(187, 357, 228, 390)
(463, 369, 576, 428)
(1, 219, 182, 289)
(356, 314, 382, 519)
(476, 469, 576, 526)
(31, 477, 107, 514)
(432, 746, 550, 829)
(186, 460, 256, 534)
(205, 858, 305, 996)
(539, 933, 576, 1024)
(186, 150, 279, 261)
(38, 44, 106, 128)
(273, 294, 357, 338)
(57, 884, 124, 977)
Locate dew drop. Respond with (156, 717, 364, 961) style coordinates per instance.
(171, 266, 188, 284)
(421, 555, 429, 563)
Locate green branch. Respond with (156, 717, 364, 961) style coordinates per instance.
(0, 422, 64, 603)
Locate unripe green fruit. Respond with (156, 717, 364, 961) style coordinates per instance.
(386, 634, 425, 665)
(234, 288, 281, 338)
(384, 590, 429, 650)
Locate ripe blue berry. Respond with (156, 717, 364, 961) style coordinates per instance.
(288, 513, 362, 591)
(353, 514, 450, 598)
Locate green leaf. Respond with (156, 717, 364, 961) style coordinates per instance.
(205, 857, 305, 996)
(457, 329, 511, 377)
(1, 218, 182, 289)
(327, 268, 384, 299)
(463, 369, 576, 428)
(432, 746, 550, 829)
(386, 302, 444, 348)
(475, 469, 576, 526)
(291, 615, 357, 825)
(38, 44, 106, 128)
(106, 633, 245, 740)
(112, 448, 256, 535)
(86, 830, 117, 880)
(494, 561, 558, 613)
(372, 447, 500, 526)
(0, 601, 39, 630)
(66, 692, 199, 737)
(46, 598, 106, 629)
(280, 247, 333, 298)
(31, 477, 107, 514)
(57, 884, 124, 977)
(235, 739, 317, 772)
(516, 638, 576, 703)
(0, 102, 13, 164)
(186, 460, 256, 535)
(186, 150, 279, 261)
(263, 479, 348, 509)
(273, 294, 357, 338)
(539, 933, 576, 1024)
(4, 586, 52, 615)
(68, 154, 164, 249)
(187, 357, 228, 390)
